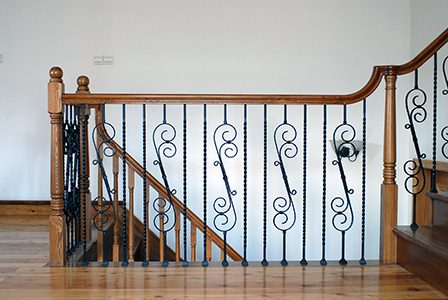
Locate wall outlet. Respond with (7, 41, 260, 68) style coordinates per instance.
(0, 54, 4, 63)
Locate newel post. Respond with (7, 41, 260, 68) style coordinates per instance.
(48, 67, 66, 266)
(380, 69, 398, 264)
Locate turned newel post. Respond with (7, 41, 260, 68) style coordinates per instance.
(380, 70, 398, 264)
(48, 66, 66, 266)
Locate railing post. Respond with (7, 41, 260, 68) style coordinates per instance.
(48, 66, 66, 266)
(380, 70, 398, 264)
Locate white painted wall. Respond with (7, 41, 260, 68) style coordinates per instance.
(0, 0, 444, 261)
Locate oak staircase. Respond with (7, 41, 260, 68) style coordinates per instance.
(394, 161, 448, 295)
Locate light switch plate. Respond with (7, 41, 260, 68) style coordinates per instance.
(103, 55, 114, 65)
(93, 56, 104, 65)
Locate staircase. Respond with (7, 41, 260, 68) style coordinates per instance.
(394, 161, 448, 295)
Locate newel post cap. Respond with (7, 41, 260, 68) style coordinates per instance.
(77, 75, 90, 92)
(49, 66, 63, 83)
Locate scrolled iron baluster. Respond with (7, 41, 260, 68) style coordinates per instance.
(331, 114, 356, 265)
(442, 55, 448, 160)
(152, 106, 177, 266)
(213, 105, 238, 267)
(91, 107, 117, 266)
(273, 106, 298, 266)
(403, 70, 427, 229)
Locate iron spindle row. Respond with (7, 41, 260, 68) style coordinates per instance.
(442, 55, 448, 160)
(73, 102, 373, 266)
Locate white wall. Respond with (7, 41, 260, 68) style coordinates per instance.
(2, 0, 441, 261)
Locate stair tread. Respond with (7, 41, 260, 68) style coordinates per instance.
(394, 226, 448, 261)
(426, 191, 448, 203)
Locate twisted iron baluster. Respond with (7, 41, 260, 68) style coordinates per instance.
(152, 104, 177, 267)
(261, 105, 269, 266)
(213, 104, 238, 267)
(431, 53, 438, 193)
(142, 104, 149, 266)
(403, 70, 427, 229)
(122, 105, 129, 266)
(75, 106, 81, 248)
(320, 105, 327, 266)
(91, 105, 117, 266)
(331, 105, 356, 265)
(273, 105, 298, 266)
(202, 104, 208, 267)
(301, 105, 308, 266)
(182, 104, 189, 267)
(360, 99, 367, 265)
(242, 105, 248, 266)
(81, 104, 88, 266)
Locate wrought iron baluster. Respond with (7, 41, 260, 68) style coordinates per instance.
(202, 104, 208, 267)
(320, 105, 327, 266)
(213, 104, 238, 267)
(360, 99, 367, 265)
(63, 105, 70, 255)
(152, 104, 177, 267)
(242, 104, 248, 266)
(75, 106, 81, 248)
(142, 104, 149, 266)
(331, 105, 356, 265)
(443, 54, 448, 160)
(301, 105, 308, 266)
(81, 104, 88, 266)
(403, 69, 427, 229)
(261, 105, 268, 266)
(431, 53, 438, 193)
(273, 105, 298, 266)
(91, 104, 117, 266)
(183, 104, 189, 267)
(122, 104, 129, 266)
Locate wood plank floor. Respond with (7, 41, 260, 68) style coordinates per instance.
(0, 216, 446, 299)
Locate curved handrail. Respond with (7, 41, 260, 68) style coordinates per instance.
(61, 28, 448, 107)
(99, 123, 244, 262)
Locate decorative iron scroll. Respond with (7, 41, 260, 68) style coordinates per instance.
(273, 106, 298, 266)
(91, 111, 117, 265)
(62, 105, 81, 255)
(442, 55, 448, 159)
(152, 108, 177, 266)
(331, 118, 356, 265)
(213, 106, 238, 267)
(403, 71, 427, 229)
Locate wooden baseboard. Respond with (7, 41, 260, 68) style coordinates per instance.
(0, 200, 51, 216)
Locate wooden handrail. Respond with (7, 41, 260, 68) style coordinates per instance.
(98, 121, 244, 262)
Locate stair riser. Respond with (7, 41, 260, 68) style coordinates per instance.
(397, 235, 448, 296)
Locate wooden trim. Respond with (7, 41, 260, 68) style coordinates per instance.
(0, 201, 50, 216)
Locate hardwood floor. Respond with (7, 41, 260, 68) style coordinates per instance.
(0, 215, 446, 299)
